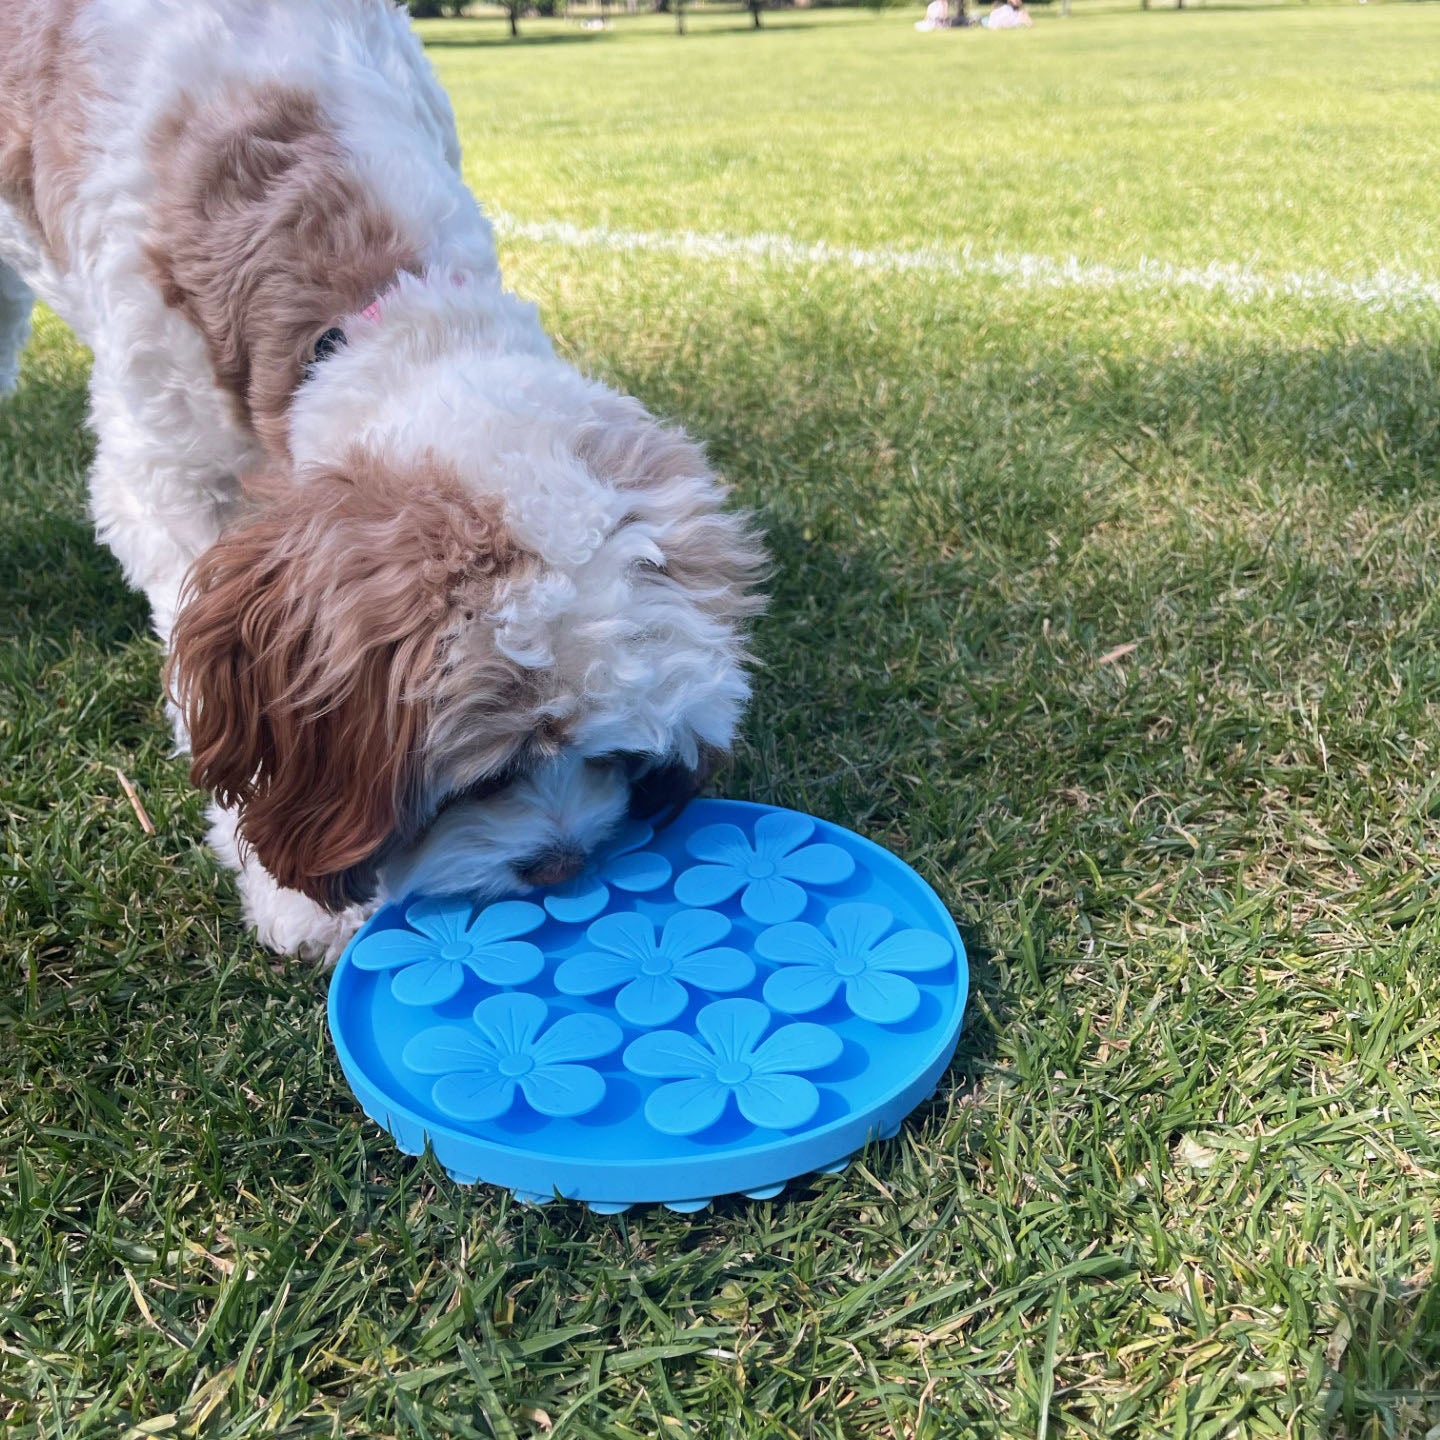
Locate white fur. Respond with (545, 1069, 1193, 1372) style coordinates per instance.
(208, 804, 370, 962)
(0, 0, 757, 955)
(384, 754, 631, 905)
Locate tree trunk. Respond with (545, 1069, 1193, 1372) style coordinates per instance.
(676, 0, 686, 30)
(509, 5, 520, 34)
(750, 0, 762, 25)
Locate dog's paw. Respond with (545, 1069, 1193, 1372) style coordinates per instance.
(210, 800, 369, 963)
(246, 884, 369, 964)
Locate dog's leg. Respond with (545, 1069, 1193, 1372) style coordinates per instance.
(0, 262, 33, 396)
(85, 372, 245, 646)
(208, 803, 371, 962)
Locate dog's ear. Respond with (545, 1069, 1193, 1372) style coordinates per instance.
(167, 455, 525, 909)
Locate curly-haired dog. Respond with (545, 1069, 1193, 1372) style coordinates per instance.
(0, 0, 764, 957)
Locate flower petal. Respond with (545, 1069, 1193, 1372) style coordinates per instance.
(644, 1078, 731, 1137)
(761, 965, 842, 1015)
(470, 992, 548, 1057)
(616, 974, 689, 1027)
(866, 929, 953, 975)
(542, 877, 610, 925)
(350, 929, 439, 974)
(554, 950, 636, 998)
(660, 908, 732, 959)
(684, 823, 756, 868)
(735, 1073, 821, 1131)
(750, 1022, 843, 1075)
(777, 843, 856, 887)
(752, 811, 815, 861)
(694, 997, 772, 1065)
(389, 957, 466, 1007)
(584, 911, 658, 965)
(466, 899, 547, 945)
(824, 903, 897, 959)
(740, 875, 808, 924)
(671, 946, 753, 995)
(430, 1070, 516, 1123)
(754, 921, 839, 969)
(404, 897, 473, 946)
(604, 849, 672, 894)
(465, 940, 544, 988)
(623, 1029, 717, 1080)
(845, 970, 922, 1025)
(528, 1011, 624, 1067)
(673, 864, 747, 909)
(520, 1063, 607, 1118)
(403, 1025, 499, 1076)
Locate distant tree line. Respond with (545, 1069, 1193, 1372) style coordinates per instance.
(408, 0, 1192, 35)
(408, 0, 773, 33)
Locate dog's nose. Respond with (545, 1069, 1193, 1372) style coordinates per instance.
(516, 846, 586, 888)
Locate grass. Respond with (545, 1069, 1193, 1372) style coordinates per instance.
(5, 4, 1440, 1436)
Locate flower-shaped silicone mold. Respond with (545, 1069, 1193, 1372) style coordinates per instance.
(540, 820, 672, 924)
(623, 997, 842, 1136)
(672, 813, 855, 923)
(757, 903, 952, 1025)
(555, 910, 754, 1026)
(350, 898, 545, 1006)
(403, 992, 623, 1123)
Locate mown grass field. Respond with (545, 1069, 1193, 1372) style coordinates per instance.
(6, 4, 1440, 1436)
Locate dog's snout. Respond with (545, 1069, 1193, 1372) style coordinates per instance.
(516, 845, 587, 889)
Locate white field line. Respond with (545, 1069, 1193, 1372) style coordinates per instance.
(490, 211, 1440, 314)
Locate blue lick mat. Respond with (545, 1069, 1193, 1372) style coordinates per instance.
(327, 799, 968, 1212)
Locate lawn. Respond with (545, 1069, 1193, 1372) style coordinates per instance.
(5, 4, 1440, 1436)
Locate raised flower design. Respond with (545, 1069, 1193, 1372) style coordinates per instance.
(555, 910, 754, 1026)
(673, 812, 855, 924)
(623, 997, 842, 1136)
(403, 992, 623, 1124)
(350, 897, 546, 1007)
(757, 903, 952, 1025)
(539, 820, 672, 924)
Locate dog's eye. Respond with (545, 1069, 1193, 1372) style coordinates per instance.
(311, 327, 348, 364)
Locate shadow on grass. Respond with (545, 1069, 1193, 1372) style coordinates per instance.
(8, 300, 1439, 1149)
(0, 371, 147, 647)
(0, 510, 145, 646)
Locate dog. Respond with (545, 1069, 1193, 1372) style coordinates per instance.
(0, 0, 765, 957)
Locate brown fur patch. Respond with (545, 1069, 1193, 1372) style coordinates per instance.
(0, 0, 95, 263)
(167, 449, 530, 910)
(146, 84, 419, 458)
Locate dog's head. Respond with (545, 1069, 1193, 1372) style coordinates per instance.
(168, 388, 764, 911)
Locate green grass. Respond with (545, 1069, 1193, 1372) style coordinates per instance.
(6, 5, 1440, 1436)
